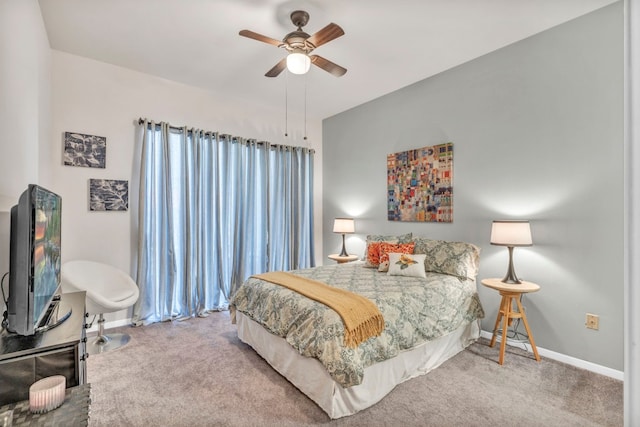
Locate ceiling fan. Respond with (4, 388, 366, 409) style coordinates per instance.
(239, 10, 347, 78)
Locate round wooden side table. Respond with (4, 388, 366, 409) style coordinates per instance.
(481, 278, 541, 365)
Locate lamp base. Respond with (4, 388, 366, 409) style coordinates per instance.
(501, 276, 522, 285)
(501, 246, 522, 284)
(339, 234, 349, 257)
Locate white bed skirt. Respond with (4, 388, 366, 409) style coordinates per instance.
(236, 311, 481, 419)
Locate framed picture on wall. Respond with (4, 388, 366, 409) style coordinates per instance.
(63, 132, 106, 168)
(89, 179, 128, 211)
(387, 142, 453, 222)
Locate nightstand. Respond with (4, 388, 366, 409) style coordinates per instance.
(328, 254, 359, 264)
(481, 278, 541, 365)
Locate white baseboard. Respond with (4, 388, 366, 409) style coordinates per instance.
(88, 319, 624, 381)
(479, 330, 623, 381)
(86, 317, 133, 335)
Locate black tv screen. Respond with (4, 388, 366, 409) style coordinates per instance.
(7, 184, 62, 336)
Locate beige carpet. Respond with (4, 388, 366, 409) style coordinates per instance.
(87, 311, 623, 426)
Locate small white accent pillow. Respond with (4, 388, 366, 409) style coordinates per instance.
(387, 253, 427, 278)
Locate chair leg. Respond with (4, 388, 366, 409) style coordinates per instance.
(87, 313, 132, 355)
(93, 314, 111, 345)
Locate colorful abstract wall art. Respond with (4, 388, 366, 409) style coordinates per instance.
(387, 143, 453, 222)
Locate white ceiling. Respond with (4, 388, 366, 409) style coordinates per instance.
(38, 0, 617, 120)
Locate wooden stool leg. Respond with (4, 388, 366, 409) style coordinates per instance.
(515, 297, 541, 362)
(498, 296, 511, 365)
(489, 296, 506, 348)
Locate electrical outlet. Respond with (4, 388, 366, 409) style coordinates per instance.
(586, 313, 599, 330)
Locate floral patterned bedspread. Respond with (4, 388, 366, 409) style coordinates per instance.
(231, 263, 484, 388)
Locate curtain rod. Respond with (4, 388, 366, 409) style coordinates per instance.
(137, 118, 314, 153)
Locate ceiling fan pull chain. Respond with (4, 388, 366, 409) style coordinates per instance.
(284, 70, 289, 138)
(304, 73, 308, 142)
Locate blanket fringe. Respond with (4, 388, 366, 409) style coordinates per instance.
(343, 314, 385, 348)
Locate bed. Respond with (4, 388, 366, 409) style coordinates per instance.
(230, 236, 485, 419)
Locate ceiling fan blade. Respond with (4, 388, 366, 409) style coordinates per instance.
(239, 30, 283, 47)
(310, 55, 347, 77)
(306, 23, 344, 48)
(265, 58, 287, 77)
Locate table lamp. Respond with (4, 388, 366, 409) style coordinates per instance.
(333, 218, 355, 257)
(490, 220, 532, 284)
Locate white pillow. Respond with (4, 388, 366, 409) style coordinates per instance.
(387, 253, 427, 278)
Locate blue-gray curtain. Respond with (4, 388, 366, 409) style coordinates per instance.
(133, 120, 315, 325)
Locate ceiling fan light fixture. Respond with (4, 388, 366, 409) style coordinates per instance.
(240, 10, 346, 78)
(286, 51, 311, 74)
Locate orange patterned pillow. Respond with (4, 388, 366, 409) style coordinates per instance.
(377, 242, 416, 272)
(365, 242, 383, 267)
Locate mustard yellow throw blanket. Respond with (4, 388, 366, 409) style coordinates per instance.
(252, 271, 384, 348)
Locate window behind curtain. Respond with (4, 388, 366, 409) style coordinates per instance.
(133, 120, 315, 325)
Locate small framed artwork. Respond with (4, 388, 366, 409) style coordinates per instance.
(387, 142, 453, 222)
(89, 179, 128, 211)
(64, 132, 106, 168)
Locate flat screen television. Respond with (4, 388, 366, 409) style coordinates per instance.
(6, 184, 62, 336)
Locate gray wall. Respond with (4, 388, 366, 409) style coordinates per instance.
(323, 3, 623, 370)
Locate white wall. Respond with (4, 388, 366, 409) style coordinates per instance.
(323, 3, 624, 371)
(49, 51, 324, 324)
(0, 0, 51, 312)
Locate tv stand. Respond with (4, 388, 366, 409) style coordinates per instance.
(35, 297, 72, 333)
(0, 292, 87, 405)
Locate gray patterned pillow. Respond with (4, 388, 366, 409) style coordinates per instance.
(366, 232, 413, 244)
(413, 238, 480, 280)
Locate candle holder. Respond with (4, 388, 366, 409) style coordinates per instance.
(29, 376, 66, 414)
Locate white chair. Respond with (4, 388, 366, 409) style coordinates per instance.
(61, 260, 139, 354)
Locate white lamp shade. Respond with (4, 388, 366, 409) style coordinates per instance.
(490, 220, 532, 246)
(286, 52, 311, 75)
(333, 218, 355, 234)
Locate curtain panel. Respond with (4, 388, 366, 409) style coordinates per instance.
(133, 120, 315, 325)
